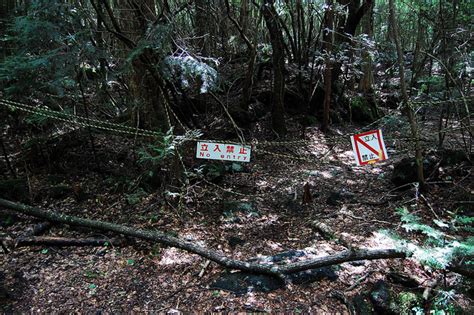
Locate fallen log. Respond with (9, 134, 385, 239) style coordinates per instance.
(0, 198, 470, 280)
(2, 236, 125, 248)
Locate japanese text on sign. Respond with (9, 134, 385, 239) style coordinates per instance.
(196, 142, 251, 162)
(350, 129, 388, 166)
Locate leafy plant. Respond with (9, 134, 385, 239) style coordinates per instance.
(125, 188, 148, 205)
(138, 128, 175, 168)
(384, 207, 473, 269)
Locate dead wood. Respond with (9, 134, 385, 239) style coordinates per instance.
(310, 221, 353, 249)
(1, 197, 470, 280)
(3, 236, 124, 248)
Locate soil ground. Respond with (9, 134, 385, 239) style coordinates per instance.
(1, 104, 472, 312)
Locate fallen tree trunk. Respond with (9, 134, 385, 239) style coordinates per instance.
(0, 198, 469, 279)
(3, 236, 125, 248)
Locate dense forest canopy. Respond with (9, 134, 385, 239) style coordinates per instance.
(0, 0, 472, 312)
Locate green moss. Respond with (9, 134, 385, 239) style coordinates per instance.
(350, 96, 378, 123)
(396, 291, 422, 315)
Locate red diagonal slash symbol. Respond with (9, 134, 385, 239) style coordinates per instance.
(355, 135, 380, 156)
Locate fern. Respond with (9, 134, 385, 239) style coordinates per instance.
(386, 207, 473, 269)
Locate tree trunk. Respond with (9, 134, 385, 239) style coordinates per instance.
(332, 0, 373, 88)
(388, 0, 425, 187)
(0, 0, 15, 59)
(195, 0, 209, 55)
(3, 236, 126, 248)
(321, 0, 333, 132)
(261, 0, 287, 135)
(359, 1, 375, 94)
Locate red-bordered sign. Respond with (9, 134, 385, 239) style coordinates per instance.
(350, 129, 388, 166)
(196, 141, 251, 163)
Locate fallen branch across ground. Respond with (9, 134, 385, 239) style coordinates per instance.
(2, 236, 125, 248)
(0, 198, 471, 280)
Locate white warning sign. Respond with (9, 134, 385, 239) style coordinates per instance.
(196, 141, 251, 163)
(350, 129, 388, 166)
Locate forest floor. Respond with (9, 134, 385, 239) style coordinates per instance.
(0, 99, 473, 312)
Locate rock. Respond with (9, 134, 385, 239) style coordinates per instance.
(225, 163, 248, 174)
(440, 149, 471, 166)
(387, 272, 419, 288)
(382, 93, 401, 109)
(391, 157, 437, 187)
(227, 236, 245, 248)
(249, 100, 268, 120)
(350, 96, 379, 123)
(326, 189, 355, 206)
(288, 267, 338, 285)
(395, 292, 422, 315)
(353, 293, 374, 315)
(0, 178, 29, 202)
(370, 280, 395, 314)
(203, 164, 226, 183)
(47, 184, 73, 199)
(210, 272, 284, 295)
(0, 213, 19, 227)
(285, 197, 303, 212)
(211, 250, 338, 294)
(257, 250, 338, 284)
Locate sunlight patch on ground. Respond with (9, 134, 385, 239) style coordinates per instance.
(303, 243, 335, 257)
(321, 170, 334, 179)
(365, 231, 398, 249)
(157, 247, 197, 266)
(265, 240, 283, 251)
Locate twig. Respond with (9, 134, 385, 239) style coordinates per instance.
(198, 260, 211, 278)
(419, 193, 440, 220)
(330, 290, 355, 315)
(345, 271, 374, 291)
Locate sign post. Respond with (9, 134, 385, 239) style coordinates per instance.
(196, 141, 251, 163)
(350, 129, 388, 166)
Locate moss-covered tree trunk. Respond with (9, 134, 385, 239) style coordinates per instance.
(261, 0, 287, 135)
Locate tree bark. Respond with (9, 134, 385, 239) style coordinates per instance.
(0, 197, 408, 279)
(195, 0, 210, 55)
(1, 198, 472, 279)
(321, 0, 333, 132)
(388, 0, 425, 187)
(3, 236, 125, 248)
(261, 0, 287, 135)
(359, 0, 375, 94)
(331, 0, 373, 88)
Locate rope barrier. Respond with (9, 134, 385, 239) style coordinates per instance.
(1, 95, 471, 150)
(1, 96, 471, 200)
(0, 99, 162, 138)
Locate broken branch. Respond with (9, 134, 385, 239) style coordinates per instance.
(2, 198, 470, 279)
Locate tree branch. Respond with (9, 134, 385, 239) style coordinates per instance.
(1, 198, 471, 280)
